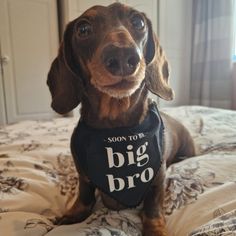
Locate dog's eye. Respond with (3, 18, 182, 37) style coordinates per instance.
(77, 21, 92, 38)
(130, 14, 145, 31)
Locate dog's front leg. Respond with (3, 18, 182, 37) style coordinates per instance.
(142, 166, 168, 236)
(58, 175, 96, 224)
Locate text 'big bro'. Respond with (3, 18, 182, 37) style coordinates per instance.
(104, 133, 154, 192)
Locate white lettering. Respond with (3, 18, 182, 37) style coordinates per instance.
(106, 168, 154, 192)
(141, 168, 154, 182)
(105, 141, 154, 191)
(128, 135, 138, 141)
(107, 136, 127, 143)
(107, 174, 125, 192)
(138, 133, 145, 139)
(127, 173, 140, 189)
(106, 147, 124, 168)
(137, 142, 149, 167)
(126, 145, 135, 165)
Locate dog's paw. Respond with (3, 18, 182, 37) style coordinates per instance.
(56, 212, 89, 225)
(56, 203, 94, 225)
(142, 215, 168, 236)
(143, 228, 168, 236)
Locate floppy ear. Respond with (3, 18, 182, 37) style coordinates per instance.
(47, 20, 84, 114)
(144, 18, 174, 101)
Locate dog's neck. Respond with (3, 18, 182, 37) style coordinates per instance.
(81, 84, 149, 129)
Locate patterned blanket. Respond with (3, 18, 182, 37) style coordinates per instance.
(0, 106, 236, 236)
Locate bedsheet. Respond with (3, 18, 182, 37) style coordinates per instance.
(0, 106, 236, 236)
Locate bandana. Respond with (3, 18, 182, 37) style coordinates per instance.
(71, 103, 164, 207)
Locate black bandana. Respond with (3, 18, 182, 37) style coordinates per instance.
(71, 103, 164, 207)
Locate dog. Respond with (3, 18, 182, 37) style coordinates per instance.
(47, 3, 195, 236)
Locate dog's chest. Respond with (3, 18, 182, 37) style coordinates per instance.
(71, 103, 164, 207)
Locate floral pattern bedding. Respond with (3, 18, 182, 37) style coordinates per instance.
(0, 106, 236, 236)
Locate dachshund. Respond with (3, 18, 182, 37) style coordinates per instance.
(47, 3, 195, 236)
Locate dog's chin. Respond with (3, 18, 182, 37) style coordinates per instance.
(96, 79, 142, 98)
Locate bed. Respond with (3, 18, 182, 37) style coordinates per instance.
(0, 106, 236, 236)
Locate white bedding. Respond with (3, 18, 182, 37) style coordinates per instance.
(0, 106, 236, 236)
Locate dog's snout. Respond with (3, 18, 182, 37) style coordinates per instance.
(102, 45, 140, 76)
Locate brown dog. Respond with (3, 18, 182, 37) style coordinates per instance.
(47, 3, 195, 236)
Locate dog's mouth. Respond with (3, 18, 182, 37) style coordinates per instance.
(104, 79, 137, 90)
(97, 77, 141, 98)
(88, 56, 146, 98)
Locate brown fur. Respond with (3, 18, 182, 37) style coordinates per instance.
(47, 3, 195, 235)
(142, 215, 168, 236)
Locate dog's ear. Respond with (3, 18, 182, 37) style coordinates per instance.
(47, 20, 84, 114)
(144, 18, 174, 101)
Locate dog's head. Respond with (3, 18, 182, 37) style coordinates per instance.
(47, 3, 174, 114)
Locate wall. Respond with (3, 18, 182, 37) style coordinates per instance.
(159, 0, 192, 107)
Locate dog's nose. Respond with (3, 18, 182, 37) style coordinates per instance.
(102, 45, 140, 76)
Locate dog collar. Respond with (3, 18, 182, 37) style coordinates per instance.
(71, 103, 164, 207)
